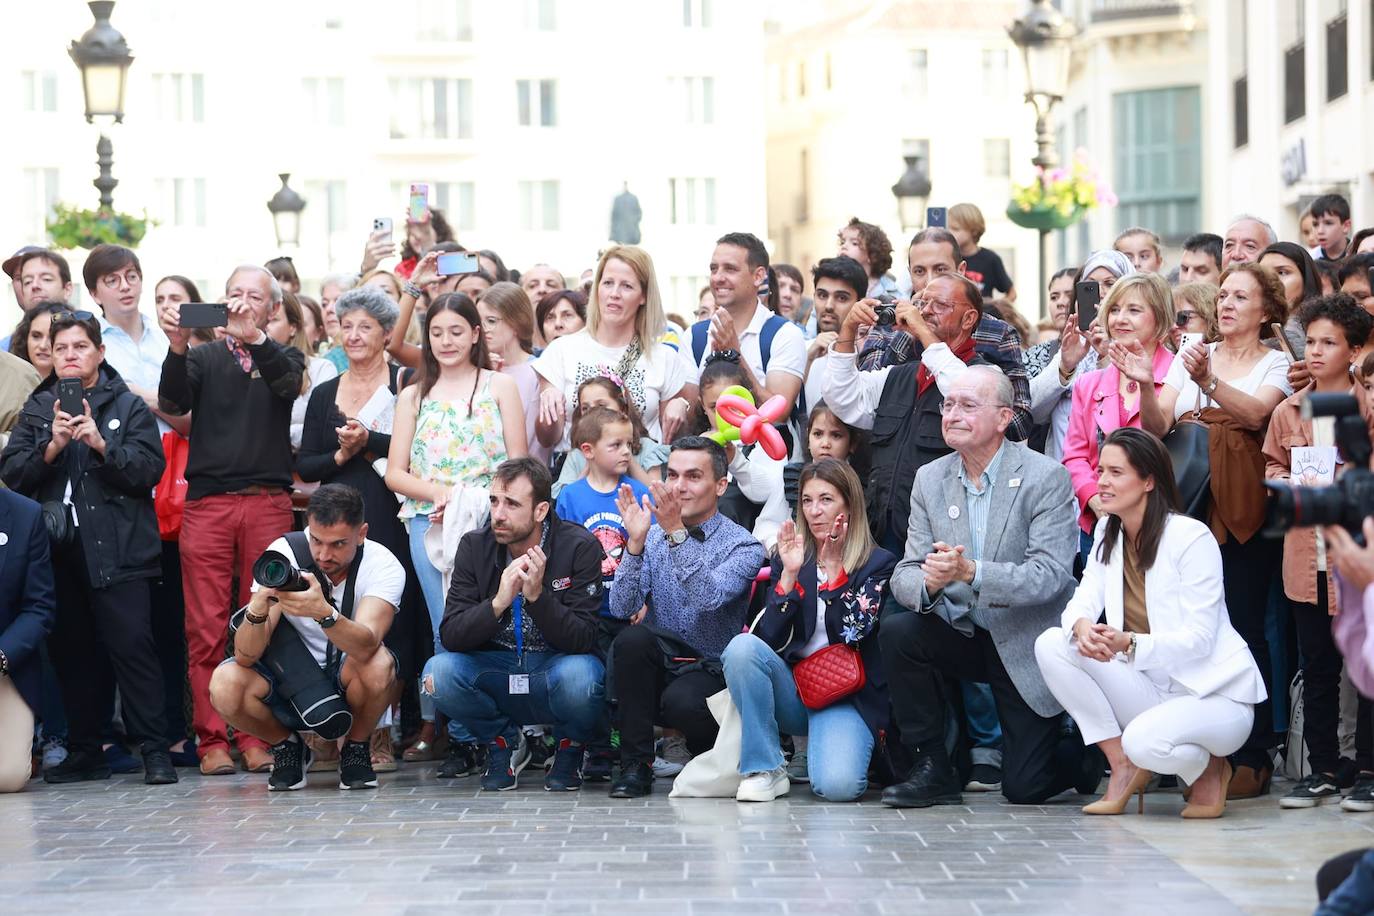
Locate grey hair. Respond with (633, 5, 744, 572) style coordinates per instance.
(1226, 214, 1278, 245)
(320, 273, 358, 293)
(965, 365, 1014, 409)
(226, 264, 283, 304)
(333, 285, 400, 332)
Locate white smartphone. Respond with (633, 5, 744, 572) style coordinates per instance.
(373, 217, 393, 243)
(1179, 332, 1204, 353)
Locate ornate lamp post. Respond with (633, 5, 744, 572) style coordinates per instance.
(266, 173, 307, 249)
(891, 154, 932, 234)
(68, 1, 134, 210)
(1008, 0, 1076, 316)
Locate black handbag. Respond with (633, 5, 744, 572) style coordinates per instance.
(40, 500, 75, 547)
(1163, 391, 1211, 522)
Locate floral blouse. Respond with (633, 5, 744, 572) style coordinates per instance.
(399, 372, 507, 519)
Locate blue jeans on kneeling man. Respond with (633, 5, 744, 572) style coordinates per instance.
(721, 632, 873, 802)
(423, 650, 607, 744)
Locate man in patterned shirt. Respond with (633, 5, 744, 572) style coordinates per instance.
(855, 228, 1033, 440)
(605, 437, 766, 798)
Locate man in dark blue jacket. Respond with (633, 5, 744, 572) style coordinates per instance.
(0, 488, 56, 792)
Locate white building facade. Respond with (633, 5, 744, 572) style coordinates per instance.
(1, 0, 766, 328)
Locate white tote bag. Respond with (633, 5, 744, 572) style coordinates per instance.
(669, 688, 743, 798)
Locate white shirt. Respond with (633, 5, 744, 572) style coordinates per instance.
(1162, 343, 1292, 419)
(1028, 349, 1099, 462)
(534, 329, 689, 448)
(823, 340, 971, 430)
(804, 353, 831, 413)
(727, 445, 788, 550)
(253, 533, 406, 666)
(99, 314, 170, 434)
(291, 356, 341, 450)
(797, 567, 831, 659)
(679, 301, 807, 388)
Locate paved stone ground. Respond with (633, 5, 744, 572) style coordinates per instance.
(0, 768, 1368, 915)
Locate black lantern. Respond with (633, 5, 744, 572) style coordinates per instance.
(69, 1, 133, 210)
(1007, 0, 1076, 169)
(891, 154, 932, 232)
(267, 174, 307, 248)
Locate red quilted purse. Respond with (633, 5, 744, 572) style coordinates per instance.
(792, 642, 866, 710)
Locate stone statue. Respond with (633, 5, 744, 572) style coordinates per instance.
(610, 182, 642, 245)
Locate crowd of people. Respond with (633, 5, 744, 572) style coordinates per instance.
(5, 194, 1374, 903)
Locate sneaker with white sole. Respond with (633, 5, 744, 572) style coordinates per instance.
(964, 763, 1003, 792)
(652, 734, 691, 777)
(1280, 772, 1341, 808)
(481, 732, 531, 791)
(267, 735, 313, 791)
(737, 766, 790, 802)
(338, 739, 378, 790)
(1343, 775, 1374, 812)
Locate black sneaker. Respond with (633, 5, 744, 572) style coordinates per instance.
(267, 735, 312, 791)
(609, 761, 654, 799)
(338, 740, 378, 790)
(964, 763, 1003, 792)
(545, 739, 584, 792)
(142, 749, 179, 785)
(437, 741, 485, 779)
(582, 746, 615, 783)
(1280, 772, 1341, 808)
(43, 749, 112, 784)
(481, 733, 530, 792)
(1343, 773, 1374, 812)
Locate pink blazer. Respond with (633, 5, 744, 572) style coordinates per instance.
(1061, 345, 1174, 532)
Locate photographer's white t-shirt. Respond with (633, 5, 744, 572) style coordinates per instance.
(253, 533, 406, 666)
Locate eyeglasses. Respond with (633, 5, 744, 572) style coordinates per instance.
(940, 397, 998, 416)
(1175, 311, 1196, 326)
(916, 296, 960, 316)
(52, 310, 95, 323)
(99, 271, 141, 290)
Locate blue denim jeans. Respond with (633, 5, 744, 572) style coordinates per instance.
(423, 649, 607, 745)
(962, 681, 1004, 768)
(406, 515, 446, 654)
(721, 633, 873, 802)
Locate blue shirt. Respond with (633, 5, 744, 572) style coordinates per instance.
(555, 474, 650, 616)
(960, 442, 1006, 628)
(99, 314, 170, 433)
(609, 511, 765, 657)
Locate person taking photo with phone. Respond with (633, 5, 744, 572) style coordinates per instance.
(1, 309, 175, 785)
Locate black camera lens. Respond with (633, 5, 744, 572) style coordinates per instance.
(875, 305, 896, 327)
(252, 550, 310, 591)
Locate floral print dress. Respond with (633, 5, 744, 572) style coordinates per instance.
(399, 372, 508, 519)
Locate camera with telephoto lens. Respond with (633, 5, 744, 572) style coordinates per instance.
(1264, 393, 1374, 540)
(874, 292, 898, 327)
(253, 550, 312, 591)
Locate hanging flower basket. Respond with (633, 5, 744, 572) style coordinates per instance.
(1006, 204, 1085, 232)
(1007, 151, 1116, 233)
(46, 204, 153, 250)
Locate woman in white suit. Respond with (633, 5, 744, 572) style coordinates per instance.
(1034, 427, 1267, 818)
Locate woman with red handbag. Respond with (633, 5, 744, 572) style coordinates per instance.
(720, 458, 896, 802)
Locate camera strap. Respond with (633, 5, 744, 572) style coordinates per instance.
(283, 531, 365, 673)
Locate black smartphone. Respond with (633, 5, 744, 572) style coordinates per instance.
(926, 206, 947, 229)
(56, 377, 84, 417)
(178, 302, 229, 328)
(1075, 280, 1101, 332)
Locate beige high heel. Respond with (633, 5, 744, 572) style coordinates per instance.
(1182, 758, 1233, 819)
(1083, 767, 1154, 815)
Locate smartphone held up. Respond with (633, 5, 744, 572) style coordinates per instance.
(1074, 280, 1100, 332)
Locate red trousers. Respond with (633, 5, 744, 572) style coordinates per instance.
(180, 491, 293, 757)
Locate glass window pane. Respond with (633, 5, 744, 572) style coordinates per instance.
(458, 79, 473, 138)
(542, 181, 559, 230)
(540, 80, 556, 126)
(517, 80, 531, 126)
(702, 77, 714, 123)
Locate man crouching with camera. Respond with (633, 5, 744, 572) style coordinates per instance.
(209, 484, 405, 791)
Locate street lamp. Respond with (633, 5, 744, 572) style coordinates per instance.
(1008, 0, 1076, 316)
(266, 173, 307, 249)
(68, 1, 134, 210)
(891, 154, 932, 233)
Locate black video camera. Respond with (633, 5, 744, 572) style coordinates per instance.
(874, 292, 898, 327)
(1264, 393, 1374, 540)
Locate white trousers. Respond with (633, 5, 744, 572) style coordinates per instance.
(1034, 627, 1253, 784)
(0, 678, 33, 793)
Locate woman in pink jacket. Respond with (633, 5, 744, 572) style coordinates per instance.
(1061, 273, 1176, 557)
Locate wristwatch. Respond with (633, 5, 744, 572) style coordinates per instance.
(665, 528, 689, 547)
(1203, 375, 1220, 396)
(1126, 632, 1138, 660)
(318, 609, 340, 629)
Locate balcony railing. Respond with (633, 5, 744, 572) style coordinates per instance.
(1090, 0, 1192, 22)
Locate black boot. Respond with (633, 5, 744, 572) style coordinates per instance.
(609, 761, 654, 798)
(880, 751, 963, 808)
(142, 748, 179, 785)
(44, 748, 112, 784)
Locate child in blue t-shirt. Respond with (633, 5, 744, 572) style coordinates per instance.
(555, 406, 651, 615)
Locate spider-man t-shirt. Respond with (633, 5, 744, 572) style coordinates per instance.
(555, 474, 652, 617)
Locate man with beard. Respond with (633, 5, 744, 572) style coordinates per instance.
(803, 255, 867, 413)
(423, 458, 607, 792)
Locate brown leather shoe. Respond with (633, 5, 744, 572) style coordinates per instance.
(241, 745, 274, 773)
(1226, 763, 1272, 800)
(199, 747, 236, 776)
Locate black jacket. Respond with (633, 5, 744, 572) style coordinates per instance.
(867, 353, 987, 542)
(0, 364, 165, 587)
(754, 548, 898, 738)
(0, 489, 56, 712)
(441, 518, 605, 656)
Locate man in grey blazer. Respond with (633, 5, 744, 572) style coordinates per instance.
(880, 366, 1100, 807)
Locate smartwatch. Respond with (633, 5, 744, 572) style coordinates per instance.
(665, 528, 689, 547)
(318, 609, 340, 629)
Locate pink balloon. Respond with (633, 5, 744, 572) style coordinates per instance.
(714, 394, 755, 428)
(710, 391, 790, 460)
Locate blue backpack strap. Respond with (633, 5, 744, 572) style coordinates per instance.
(759, 314, 787, 374)
(691, 320, 710, 367)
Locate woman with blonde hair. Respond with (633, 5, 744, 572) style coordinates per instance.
(1170, 282, 1220, 350)
(1062, 272, 1175, 548)
(534, 245, 692, 449)
(719, 458, 898, 802)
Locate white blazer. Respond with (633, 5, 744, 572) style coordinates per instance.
(1059, 514, 1267, 704)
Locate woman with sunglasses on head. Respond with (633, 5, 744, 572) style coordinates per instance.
(0, 309, 176, 786)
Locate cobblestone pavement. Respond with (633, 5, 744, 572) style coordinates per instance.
(0, 768, 1367, 915)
